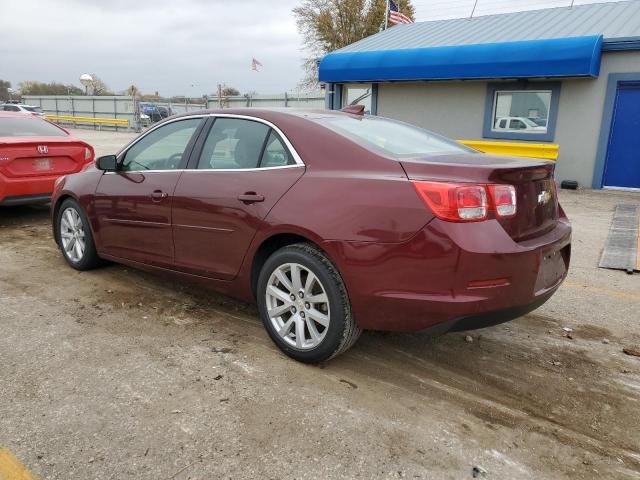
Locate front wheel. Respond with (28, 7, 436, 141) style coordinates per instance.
(257, 243, 361, 363)
(56, 198, 102, 271)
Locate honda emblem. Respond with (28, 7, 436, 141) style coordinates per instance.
(37, 145, 48, 154)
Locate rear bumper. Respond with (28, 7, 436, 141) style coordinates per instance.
(325, 217, 571, 332)
(0, 173, 56, 205)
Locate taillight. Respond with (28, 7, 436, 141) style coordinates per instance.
(488, 184, 517, 217)
(412, 181, 517, 222)
(84, 146, 94, 162)
(412, 181, 487, 222)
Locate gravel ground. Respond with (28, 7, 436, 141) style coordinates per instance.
(1, 129, 639, 479)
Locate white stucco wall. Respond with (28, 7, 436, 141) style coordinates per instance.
(375, 50, 640, 188)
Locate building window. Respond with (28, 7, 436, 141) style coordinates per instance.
(341, 83, 373, 114)
(483, 82, 561, 142)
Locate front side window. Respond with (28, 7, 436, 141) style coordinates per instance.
(342, 84, 373, 114)
(197, 118, 270, 169)
(121, 118, 201, 171)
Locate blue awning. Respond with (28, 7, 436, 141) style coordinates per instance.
(319, 35, 603, 83)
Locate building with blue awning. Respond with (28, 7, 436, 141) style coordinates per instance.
(319, 1, 640, 190)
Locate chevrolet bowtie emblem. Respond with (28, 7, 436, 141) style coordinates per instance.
(537, 190, 552, 205)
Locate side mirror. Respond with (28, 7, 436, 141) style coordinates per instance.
(96, 155, 118, 171)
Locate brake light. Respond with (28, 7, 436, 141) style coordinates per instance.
(412, 181, 487, 222)
(412, 181, 517, 222)
(488, 184, 517, 217)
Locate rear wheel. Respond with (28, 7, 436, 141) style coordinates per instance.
(257, 243, 361, 363)
(56, 198, 102, 270)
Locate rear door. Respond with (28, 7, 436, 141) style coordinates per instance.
(94, 117, 204, 266)
(172, 116, 305, 280)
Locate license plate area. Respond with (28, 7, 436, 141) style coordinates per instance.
(535, 245, 569, 293)
(34, 158, 51, 171)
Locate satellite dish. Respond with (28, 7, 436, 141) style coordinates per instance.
(79, 74, 93, 87)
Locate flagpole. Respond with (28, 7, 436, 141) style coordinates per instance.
(384, 0, 389, 30)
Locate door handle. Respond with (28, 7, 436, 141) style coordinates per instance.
(238, 192, 265, 204)
(150, 190, 169, 201)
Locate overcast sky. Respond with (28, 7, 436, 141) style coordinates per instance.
(0, 0, 624, 97)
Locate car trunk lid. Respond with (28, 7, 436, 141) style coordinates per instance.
(400, 153, 559, 241)
(0, 136, 88, 178)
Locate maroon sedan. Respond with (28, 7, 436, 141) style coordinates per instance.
(51, 109, 570, 362)
(0, 112, 94, 206)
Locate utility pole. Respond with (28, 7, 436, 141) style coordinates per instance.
(384, 0, 389, 30)
(217, 83, 222, 108)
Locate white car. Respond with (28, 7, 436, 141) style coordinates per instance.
(1, 103, 45, 116)
(494, 116, 546, 132)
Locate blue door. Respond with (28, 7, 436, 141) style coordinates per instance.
(603, 82, 640, 189)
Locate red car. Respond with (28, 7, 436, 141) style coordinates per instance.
(0, 112, 94, 206)
(51, 109, 571, 362)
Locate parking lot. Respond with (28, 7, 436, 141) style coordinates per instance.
(1, 129, 639, 479)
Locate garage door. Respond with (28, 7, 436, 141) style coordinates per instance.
(603, 82, 640, 189)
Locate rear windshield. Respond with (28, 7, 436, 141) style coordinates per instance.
(22, 106, 42, 113)
(316, 115, 475, 158)
(0, 118, 67, 137)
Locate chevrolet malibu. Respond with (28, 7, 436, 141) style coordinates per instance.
(51, 108, 571, 363)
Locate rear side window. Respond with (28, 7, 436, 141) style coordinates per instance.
(22, 106, 42, 113)
(317, 115, 473, 158)
(260, 131, 295, 167)
(0, 118, 67, 137)
(197, 118, 270, 169)
(3, 105, 20, 112)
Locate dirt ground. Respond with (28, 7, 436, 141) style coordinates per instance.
(1, 129, 640, 480)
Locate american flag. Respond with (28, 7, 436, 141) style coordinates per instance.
(388, 0, 413, 25)
(251, 58, 263, 71)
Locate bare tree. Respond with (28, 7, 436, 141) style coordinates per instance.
(89, 74, 112, 95)
(293, 0, 415, 88)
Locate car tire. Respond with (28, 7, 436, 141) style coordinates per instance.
(56, 198, 102, 271)
(257, 243, 361, 363)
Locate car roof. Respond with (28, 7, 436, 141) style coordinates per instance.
(169, 107, 352, 122)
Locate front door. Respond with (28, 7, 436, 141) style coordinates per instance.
(172, 117, 304, 279)
(603, 82, 640, 189)
(94, 117, 203, 266)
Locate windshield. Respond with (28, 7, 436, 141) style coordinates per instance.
(22, 106, 42, 113)
(0, 118, 67, 137)
(316, 115, 474, 158)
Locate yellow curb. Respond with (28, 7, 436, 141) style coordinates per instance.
(0, 448, 38, 480)
(563, 280, 640, 302)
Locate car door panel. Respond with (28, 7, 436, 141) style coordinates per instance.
(171, 116, 304, 280)
(94, 171, 181, 266)
(172, 167, 304, 279)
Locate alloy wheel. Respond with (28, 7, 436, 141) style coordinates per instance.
(59, 207, 86, 263)
(265, 262, 330, 350)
